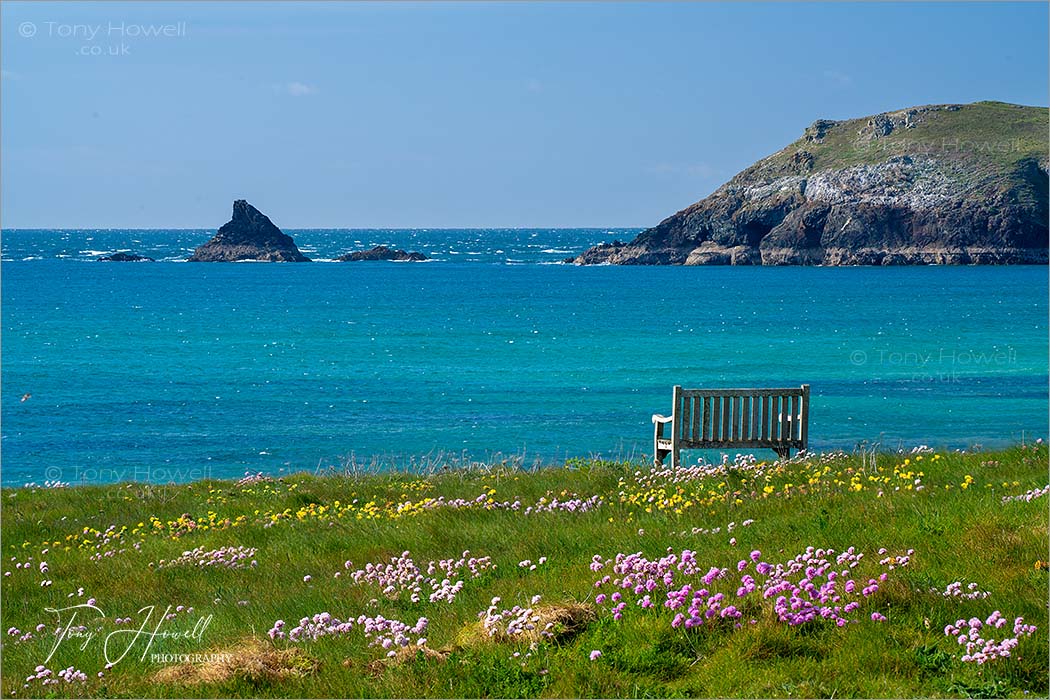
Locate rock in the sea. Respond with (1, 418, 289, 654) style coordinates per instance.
(572, 101, 1048, 266)
(188, 200, 310, 262)
(97, 252, 154, 262)
(336, 246, 427, 262)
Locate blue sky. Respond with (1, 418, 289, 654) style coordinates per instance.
(2, 2, 1047, 228)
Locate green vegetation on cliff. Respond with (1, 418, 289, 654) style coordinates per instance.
(753, 101, 1047, 177)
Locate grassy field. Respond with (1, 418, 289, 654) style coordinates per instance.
(2, 444, 1047, 698)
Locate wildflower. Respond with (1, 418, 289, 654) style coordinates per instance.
(589, 650, 602, 660)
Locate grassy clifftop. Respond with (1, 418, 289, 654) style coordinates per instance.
(742, 101, 1048, 180)
(2, 445, 1047, 697)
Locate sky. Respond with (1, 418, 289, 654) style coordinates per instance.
(2, 2, 1047, 229)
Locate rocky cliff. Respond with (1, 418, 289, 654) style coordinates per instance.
(188, 200, 310, 262)
(573, 101, 1048, 265)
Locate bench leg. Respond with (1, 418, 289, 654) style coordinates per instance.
(774, 446, 792, 460)
(654, 426, 663, 467)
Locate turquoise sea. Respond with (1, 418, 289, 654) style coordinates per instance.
(2, 229, 1047, 486)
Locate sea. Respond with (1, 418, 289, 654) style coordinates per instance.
(2, 228, 1047, 486)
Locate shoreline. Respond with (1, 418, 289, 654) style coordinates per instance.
(5, 441, 1046, 492)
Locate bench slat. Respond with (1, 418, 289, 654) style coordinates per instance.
(712, 396, 721, 442)
(691, 439, 805, 449)
(702, 396, 711, 441)
(791, 395, 800, 440)
(781, 395, 790, 441)
(721, 396, 730, 441)
(682, 392, 691, 442)
(768, 395, 776, 440)
(692, 396, 701, 442)
(764, 396, 772, 440)
(741, 395, 750, 441)
(679, 388, 807, 398)
(800, 385, 810, 448)
(737, 396, 744, 440)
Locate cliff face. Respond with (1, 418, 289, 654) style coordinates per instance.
(574, 102, 1049, 265)
(188, 200, 310, 262)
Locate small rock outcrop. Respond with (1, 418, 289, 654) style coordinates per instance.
(188, 200, 310, 262)
(97, 252, 154, 262)
(336, 246, 428, 262)
(572, 101, 1048, 266)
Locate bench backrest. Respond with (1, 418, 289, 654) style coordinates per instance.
(673, 385, 809, 449)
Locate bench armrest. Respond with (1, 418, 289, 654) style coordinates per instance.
(652, 414, 672, 424)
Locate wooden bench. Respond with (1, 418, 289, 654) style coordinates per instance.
(652, 385, 810, 466)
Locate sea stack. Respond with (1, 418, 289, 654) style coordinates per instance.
(188, 200, 311, 262)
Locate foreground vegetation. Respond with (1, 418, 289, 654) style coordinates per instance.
(2, 444, 1047, 698)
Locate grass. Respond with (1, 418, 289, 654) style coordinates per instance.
(736, 101, 1048, 184)
(2, 444, 1047, 698)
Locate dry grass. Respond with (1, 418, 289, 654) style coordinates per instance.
(153, 638, 318, 686)
(363, 645, 451, 677)
(455, 602, 596, 647)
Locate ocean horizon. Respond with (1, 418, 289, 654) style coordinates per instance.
(2, 228, 1047, 486)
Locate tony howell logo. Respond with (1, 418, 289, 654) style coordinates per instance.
(41, 465, 213, 485)
(19, 21, 187, 40)
(849, 346, 1019, 384)
(16, 20, 187, 57)
(850, 347, 1019, 368)
(857, 136, 1028, 156)
(43, 603, 214, 668)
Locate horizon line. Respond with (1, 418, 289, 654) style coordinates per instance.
(1, 226, 648, 232)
